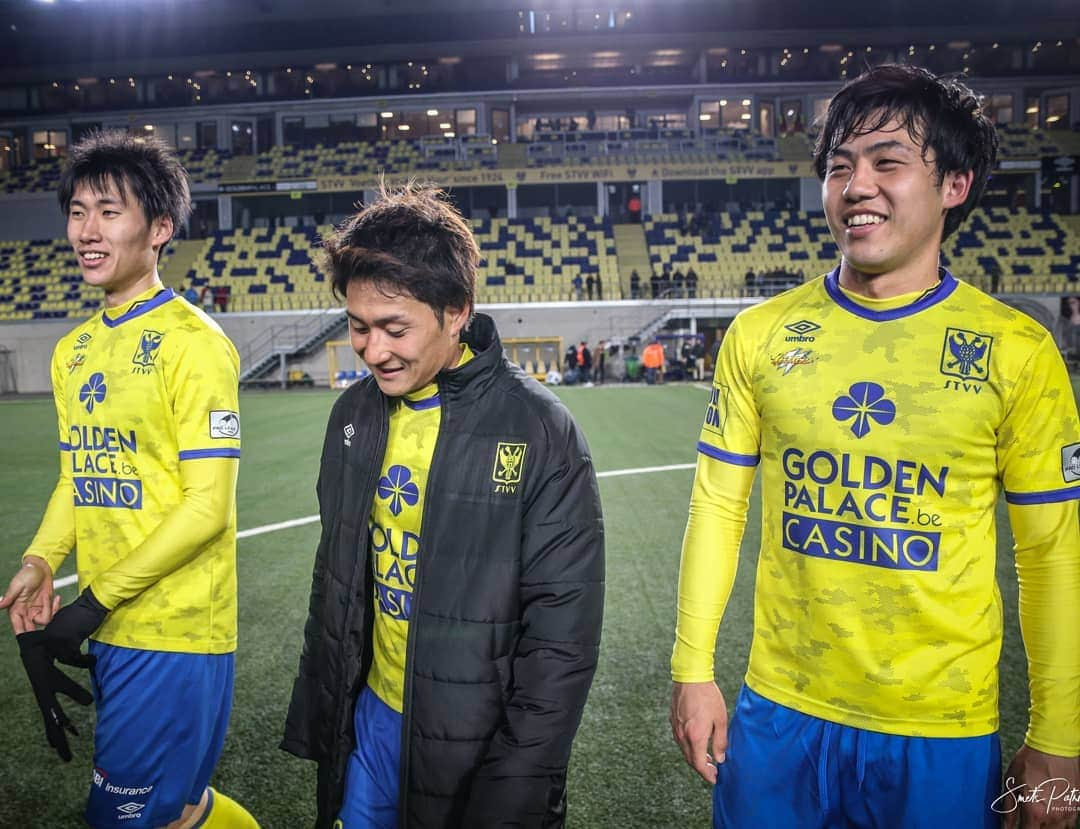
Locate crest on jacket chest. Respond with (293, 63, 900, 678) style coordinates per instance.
(492, 442, 527, 494)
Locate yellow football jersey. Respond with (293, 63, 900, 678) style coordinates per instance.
(679, 270, 1080, 740)
(367, 345, 473, 713)
(31, 286, 241, 654)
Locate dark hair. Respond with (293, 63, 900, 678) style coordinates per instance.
(812, 63, 999, 241)
(323, 182, 478, 324)
(58, 129, 192, 245)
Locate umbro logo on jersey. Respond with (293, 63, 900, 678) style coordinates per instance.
(74, 332, 93, 350)
(784, 320, 820, 343)
(344, 423, 355, 446)
(1063, 443, 1080, 483)
(117, 802, 144, 820)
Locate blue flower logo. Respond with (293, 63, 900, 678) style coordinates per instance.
(79, 372, 107, 413)
(831, 381, 895, 438)
(376, 465, 420, 516)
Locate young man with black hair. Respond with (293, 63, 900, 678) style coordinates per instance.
(0, 130, 257, 828)
(282, 183, 604, 828)
(670, 64, 1079, 828)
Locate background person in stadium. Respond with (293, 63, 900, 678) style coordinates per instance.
(642, 338, 665, 384)
(0, 130, 257, 829)
(1058, 294, 1080, 369)
(281, 183, 604, 828)
(669, 64, 1080, 829)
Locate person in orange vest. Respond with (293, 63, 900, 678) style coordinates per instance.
(642, 339, 665, 385)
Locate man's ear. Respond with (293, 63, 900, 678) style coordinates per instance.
(150, 215, 175, 253)
(445, 304, 471, 339)
(942, 169, 974, 210)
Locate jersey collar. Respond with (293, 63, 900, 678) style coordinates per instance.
(824, 266, 957, 322)
(101, 288, 176, 329)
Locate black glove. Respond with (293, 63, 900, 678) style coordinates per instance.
(39, 587, 108, 668)
(16, 588, 108, 762)
(18, 631, 93, 761)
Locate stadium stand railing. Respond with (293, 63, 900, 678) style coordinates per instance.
(2, 207, 1077, 321)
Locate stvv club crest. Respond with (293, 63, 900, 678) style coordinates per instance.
(492, 442, 527, 486)
(133, 329, 164, 368)
(940, 327, 992, 382)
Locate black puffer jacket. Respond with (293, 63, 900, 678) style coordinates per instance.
(282, 314, 605, 828)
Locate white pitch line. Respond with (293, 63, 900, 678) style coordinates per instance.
(51, 462, 694, 589)
(597, 462, 694, 479)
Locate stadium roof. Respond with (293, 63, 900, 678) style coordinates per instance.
(1, 0, 1077, 84)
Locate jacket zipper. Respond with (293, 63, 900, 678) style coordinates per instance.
(396, 377, 449, 827)
(336, 394, 387, 785)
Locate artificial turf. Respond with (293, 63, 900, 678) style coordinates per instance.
(0, 380, 1073, 827)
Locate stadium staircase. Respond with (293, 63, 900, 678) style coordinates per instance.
(238, 309, 347, 387)
(613, 224, 651, 295)
(159, 239, 206, 288)
(632, 309, 677, 344)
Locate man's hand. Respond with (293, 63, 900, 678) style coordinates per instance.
(1001, 744, 1080, 829)
(15, 588, 108, 762)
(670, 681, 729, 784)
(0, 556, 58, 634)
(17, 631, 93, 761)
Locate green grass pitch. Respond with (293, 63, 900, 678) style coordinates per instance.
(0, 379, 1077, 827)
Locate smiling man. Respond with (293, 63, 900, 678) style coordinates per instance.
(0, 130, 257, 829)
(669, 65, 1080, 828)
(282, 183, 604, 828)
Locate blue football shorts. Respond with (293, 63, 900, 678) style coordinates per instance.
(337, 686, 403, 829)
(84, 642, 234, 829)
(713, 684, 1001, 829)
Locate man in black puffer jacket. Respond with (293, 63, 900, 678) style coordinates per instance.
(282, 183, 605, 829)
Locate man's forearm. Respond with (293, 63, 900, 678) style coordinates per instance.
(671, 457, 755, 682)
(1009, 499, 1080, 755)
(89, 457, 238, 609)
(24, 478, 76, 575)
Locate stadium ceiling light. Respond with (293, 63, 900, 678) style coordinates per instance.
(443, 131, 455, 137)
(398, 124, 410, 130)
(1026, 105, 1038, 113)
(427, 109, 439, 116)
(439, 122, 452, 129)
(698, 113, 711, 121)
(144, 124, 154, 131)
(1046, 115, 1061, 122)
(741, 98, 751, 106)
(380, 111, 394, 118)
(740, 113, 752, 120)
(719, 99, 727, 106)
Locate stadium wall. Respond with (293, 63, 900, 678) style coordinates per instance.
(2, 294, 1065, 393)
(1, 299, 731, 391)
(0, 194, 64, 240)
